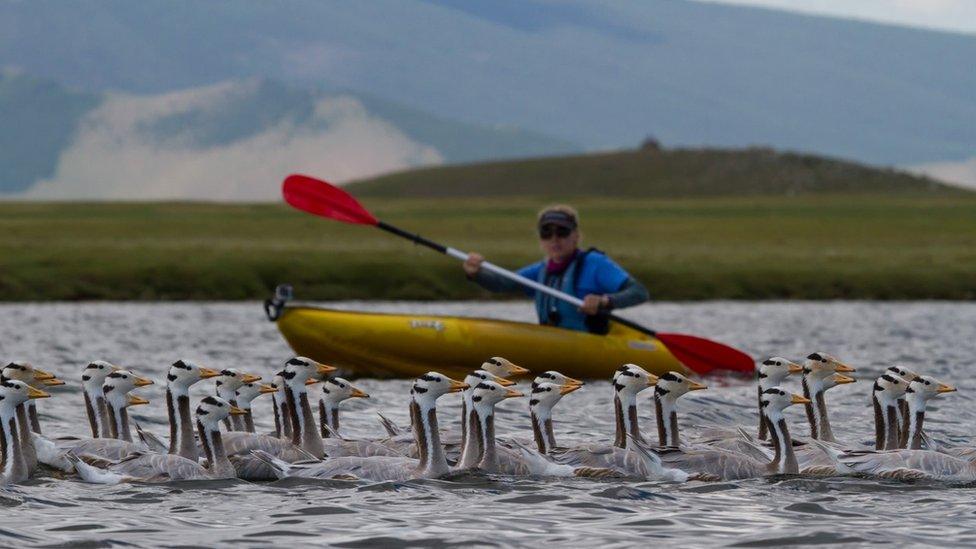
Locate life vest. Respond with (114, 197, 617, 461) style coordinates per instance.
(529, 248, 624, 334)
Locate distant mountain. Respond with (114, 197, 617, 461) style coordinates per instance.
(1, 0, 974, 170)
(0, 72, 576, 199)
(347, 146, 963, 198)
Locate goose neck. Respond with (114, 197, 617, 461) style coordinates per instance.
(319, 400, 340, 438)
(413, 398, 449, 476)
(654, 394, 680, 447)
(166, 388, 197, 460)
(2, 407, 27, 482)
(197, 420, 234, 478)
(286, 384, 323, 457)
(766, 413, 798, 474)
(529, 405, 555, 454)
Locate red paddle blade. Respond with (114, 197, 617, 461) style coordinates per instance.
(657, 333, 754, 375)
(282, 174, 378, 225)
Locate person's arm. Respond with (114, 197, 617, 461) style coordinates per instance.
(605, 277, 649, 310)
(469, 268, 525, 293)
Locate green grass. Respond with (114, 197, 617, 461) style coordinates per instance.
(1, 194, 974, 300)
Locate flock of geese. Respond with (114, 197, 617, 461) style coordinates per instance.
(0, 353, 970, 485)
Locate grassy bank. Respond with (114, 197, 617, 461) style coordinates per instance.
(1, 194, 974, 300)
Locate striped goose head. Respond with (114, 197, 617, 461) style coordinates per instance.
(481, 357, 529, 378)
(613, 364, 658, 396)
(759, 386, 809, 418)
(532, 370, 583, 391)
(905, 375, 956, 403)
(167, 359, 220, 388)
(654, 371, 707, 400)
(321, 377, 369, 404)
(196, 396, 244, 427)
(529, 381, 579, 411)
(758, 357, 803, 386)
(804, 353, 856, 381)
(470, 380, 523, 409)
(410, 372, 468, 404)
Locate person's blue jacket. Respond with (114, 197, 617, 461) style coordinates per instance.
(471, 248, 649, 334)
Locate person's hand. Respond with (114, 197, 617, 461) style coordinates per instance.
(463, 253, 484, 277)
(580, 294, 609, 315)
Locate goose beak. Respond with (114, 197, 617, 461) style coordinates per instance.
(646, 374, 659, 387)
(688, 380, 707, 391)
(787, 362, 804, 374)
(350, 387, 369, 398)
(562, 375, 584, 387)
(448, 379, 469, 393)
(505, 362, 530, 376)
(492, 376, 516, 387)
(229, 406, 247, 416)
(505, 387, 524, 399)
(791, 393, 812, 405)
(559, 383, 582, 395)
(832, 373, 856, 385)
(27, 385, 51, 399)
(41, 377, 66, 387)
(111, 365, 123, 372)
(242, 373, 262, 383)
(305, 378, 321, 386)
(937, 383, 957, 394)
(134, 376, 154, 387)
(199, 367, 221, 379)
(316, 363, 338, 376)
(32, 369, 57, 382)
(831, 360, 856, 373)
(127, 395, 150, 407)
(259, 384, 278, 394)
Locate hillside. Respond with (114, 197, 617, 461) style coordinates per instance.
(347, 147, 962, 198)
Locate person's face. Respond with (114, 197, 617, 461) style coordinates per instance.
(538, 224, 579, 260)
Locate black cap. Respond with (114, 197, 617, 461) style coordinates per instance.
(538, 210, 577, 230)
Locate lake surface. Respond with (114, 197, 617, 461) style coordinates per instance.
(2, 300, 975, 547)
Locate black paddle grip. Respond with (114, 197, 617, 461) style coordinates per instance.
(377, 221, 448, 254)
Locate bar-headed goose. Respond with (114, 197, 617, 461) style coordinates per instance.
(70, 396, 245, 484)
(652, 387, 811, 480)
(1, 361, 62, 435)
(253, 373, 469, 481)
(885, 366, 922, 447)
(0, 380, 50, 484)
(234, 382, 276, 434)
(80, 361, 120, 438)
(319, 377, 368, 439)
(873, 373, 909, 450)
(613, 364, 658, 447)
(902, 375, 955, 450)
(214, 369, 262, 431)
(458, 369, 517, 455)
(102, 370, 153, 442)
(165, 359, 221, 460)
(280, 356, 337, 457)
(654, 372, 707, 448)
(801, 353, 855, 442)
(529, 379, 582, 454)
(756, 357, 803, 440)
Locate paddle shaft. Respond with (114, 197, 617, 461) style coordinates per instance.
(376, 221, 658, 337)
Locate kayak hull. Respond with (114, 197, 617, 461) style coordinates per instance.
(275, 305, 687, 379)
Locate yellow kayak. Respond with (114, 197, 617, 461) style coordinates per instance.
(274, 305, 688, 379)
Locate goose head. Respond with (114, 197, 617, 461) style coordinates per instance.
(758, 357, 803, 387)
(873, 373, 910, 405)
(654, 371, 707, 401)
(0, 379, 50, 412)
(614, 363, 658, 398)
(215, 368, 262, 396)
(759, 386, 809, 420)
(804, 353, 856, 382)
(410, 372, 468, 407)
(282, 357, 337, 387)
(102, 370, 153, 407)
(321, 377, 369, 405)
(235, 382, 276, 409)
(532, 370, 583, 391)
(470, 380, 524, 412)
(905, 375, 956, 406)
(167, 359, 221, 391)
(464, 369, 515, 392)
(2, 361, 63, 387)
(81, 360, 120, 393)
(530, 380, 580, 413)
(196, 395, 245, 428)
(481, 357, 529, 378)
(886, 366, 922, 383)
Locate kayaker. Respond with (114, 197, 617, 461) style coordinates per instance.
(463, 205, 649, 334)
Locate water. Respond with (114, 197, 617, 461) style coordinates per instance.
(2, 300, 975, 547)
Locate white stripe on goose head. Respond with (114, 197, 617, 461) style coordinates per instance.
(654, 372, 706, 447)
(481, 357, 529, 378)
(166, 359, 220, 392)
(532, 371, 583, 391)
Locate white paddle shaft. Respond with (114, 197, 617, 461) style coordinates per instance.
(445, 247, 586, 307)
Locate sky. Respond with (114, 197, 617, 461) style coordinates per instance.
(695, 0, 976, 35)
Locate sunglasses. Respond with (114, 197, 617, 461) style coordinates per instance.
(539, 225, 573, 239)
